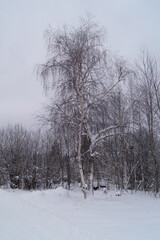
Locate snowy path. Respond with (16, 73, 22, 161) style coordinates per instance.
(0, 188, 160, 240)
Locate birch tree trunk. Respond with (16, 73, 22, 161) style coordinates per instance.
(77, 121, 87, 199)
(87, 157, 94, 193)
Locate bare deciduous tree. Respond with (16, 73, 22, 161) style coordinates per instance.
(38, 17, 131, 198)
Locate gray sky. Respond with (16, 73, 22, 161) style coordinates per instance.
(0, 0, 160, 129)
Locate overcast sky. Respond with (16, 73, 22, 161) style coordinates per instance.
(0, 0, 160, 129)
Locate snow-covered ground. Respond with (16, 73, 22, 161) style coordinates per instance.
(0, 187, 160, 240)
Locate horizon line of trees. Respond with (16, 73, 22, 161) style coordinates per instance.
(0, 18, 160, 197)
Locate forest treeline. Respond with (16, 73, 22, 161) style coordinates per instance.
(0, 18, 160, 197)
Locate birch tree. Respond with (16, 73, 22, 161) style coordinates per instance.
(38, 18, 130, 198)
(136, 51, 160, 193)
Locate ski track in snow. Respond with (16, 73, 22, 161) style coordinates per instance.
(0, 187, 160, 240)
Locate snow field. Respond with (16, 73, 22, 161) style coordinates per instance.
(0, 187, 160, 240)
